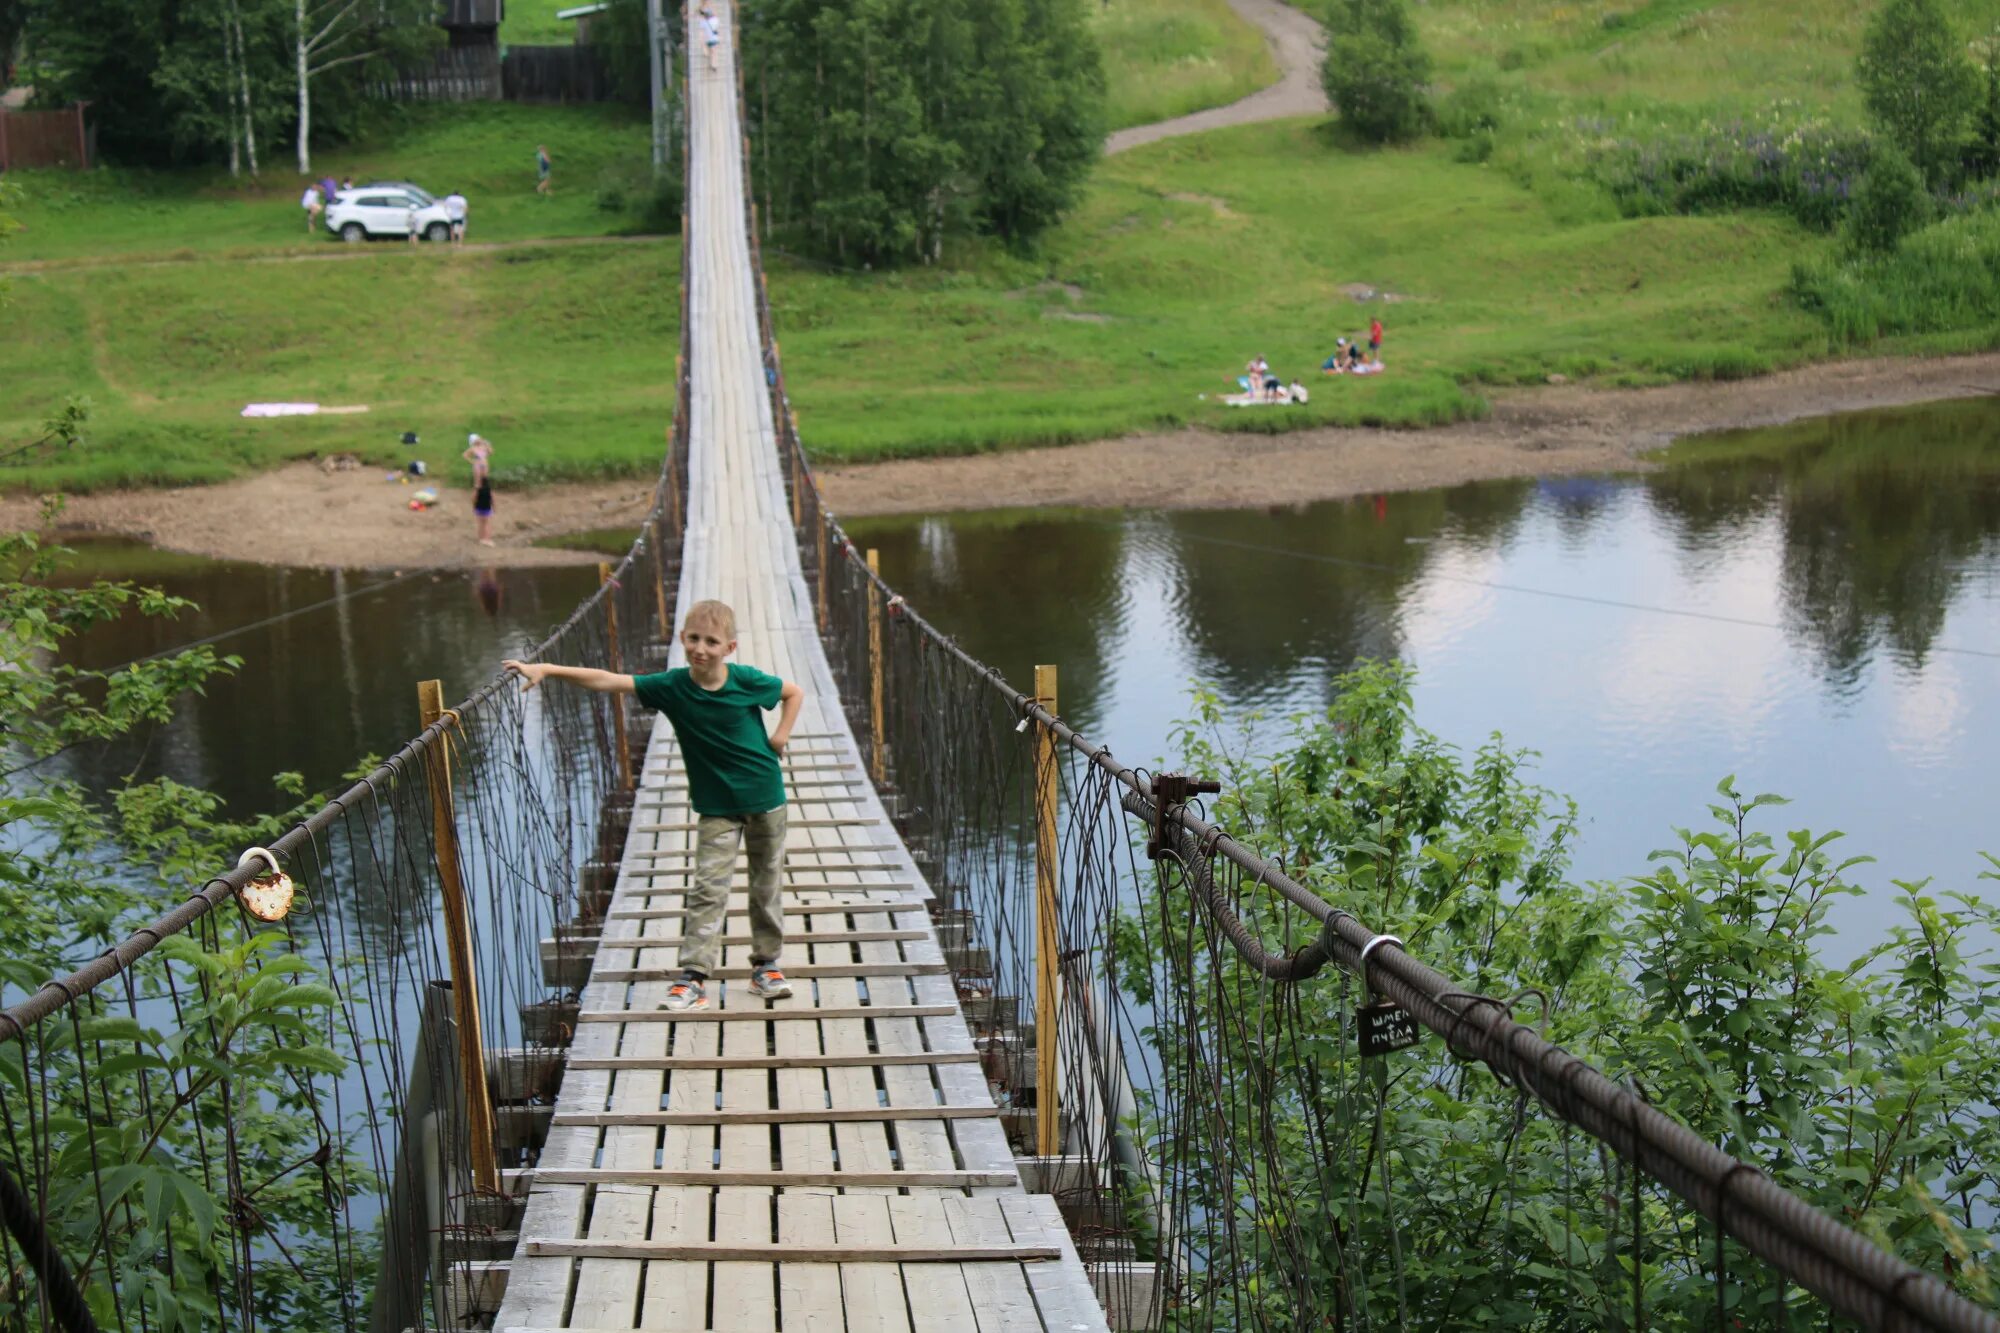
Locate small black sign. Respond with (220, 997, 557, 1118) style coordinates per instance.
(1357, 1000, 1423, 1058)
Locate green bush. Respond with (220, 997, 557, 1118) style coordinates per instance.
(1844, 143, 1934, 254)
(1857, 0, 1977, 186)
(1321, 0, 1432, 145)
(1793, 206, 2000, 341)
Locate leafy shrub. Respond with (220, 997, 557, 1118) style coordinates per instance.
(1120, 662, 2000, 1322)
(1857, 0, 1977, 186)
(1793, 205, 2000, 342)
(1321, 0, 1432, 145)
(1844, 143, 1933, 253)
(1575, 111, 1873, 231)
(1437, 79, 1503, 162)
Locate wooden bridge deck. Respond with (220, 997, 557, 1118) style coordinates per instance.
(492, 4, 1107, 1328)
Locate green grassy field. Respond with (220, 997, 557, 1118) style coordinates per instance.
(6, 0, 1996, 491)
(0, 103, 654, 263)
(3, 241, 680, 491)
(1093, 0, 1277, 130)
(502, 0, 581, 47)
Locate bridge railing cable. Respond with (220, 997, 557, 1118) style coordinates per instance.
(0, 212, 695, 1331)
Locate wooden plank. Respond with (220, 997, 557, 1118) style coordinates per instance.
(833, 1194, 912, 1333)
(577, 1004, 958, 1023)
(634, 818, 882, 833)
(531, 1169, 1018, 1188)
(567, 1051, 979, 1071)
(892, 1195, 980, 1332)
(523, 1240, 1059, 1263)
(554, 1106, 994, 1127)
(943, 1196, 1043, 1333)
(587, 962, 945, 982)
(777, 1189, 844, 1333)
(611, 893, 914, 915)
(1004, 1194, 1111, 1332)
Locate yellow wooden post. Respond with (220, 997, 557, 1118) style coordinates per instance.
(649, 516, 672, 646)
(416, 681, 501, 1197)
(1032, 663, 1060, 1158)
(601, 562, 635, 791)
(816, 521, 829, 633)
(866, 549, 886, 784)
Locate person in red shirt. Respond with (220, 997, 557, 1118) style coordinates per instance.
(1369, 317, 1385, 362)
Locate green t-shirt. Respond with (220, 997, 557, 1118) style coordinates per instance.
(632, 664, 787, 816)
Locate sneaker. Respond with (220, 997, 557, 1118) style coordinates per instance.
(749, 966, 793, 1001)
(659, 978, 708, 1011)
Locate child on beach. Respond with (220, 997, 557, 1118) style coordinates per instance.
(464, 433, 496, 546)
(503, 599, 805, 1011)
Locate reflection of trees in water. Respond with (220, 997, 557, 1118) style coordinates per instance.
(847, 511, 1129, 734)
(1647, 399, 2000, 687)
(1160, 481, 1538, 702)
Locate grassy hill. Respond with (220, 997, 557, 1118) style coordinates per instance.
(5, 0, 1997, 492)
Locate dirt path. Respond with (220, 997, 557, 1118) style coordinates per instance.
(1106, 0, 1328, 157)
(817, 352, 2000, 517)
(0, 232, 666, 277)
(0, 463, 657, 571)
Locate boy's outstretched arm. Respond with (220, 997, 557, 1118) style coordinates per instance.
(769, 680, 804, 753)
(503, 660, 636, 694)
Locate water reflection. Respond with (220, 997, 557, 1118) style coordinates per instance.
(48, 542, 600, 814)
(851, 398, 2000, 929)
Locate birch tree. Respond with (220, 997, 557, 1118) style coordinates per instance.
(293, 0, 436, 173)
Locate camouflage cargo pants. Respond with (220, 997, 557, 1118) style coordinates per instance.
(676, 805, 787, 977)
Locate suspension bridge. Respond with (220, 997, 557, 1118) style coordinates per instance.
(2, 1, 1999, 1330)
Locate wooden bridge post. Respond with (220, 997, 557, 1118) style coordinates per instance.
(866, 549, 886, 783)
(416, 680, 502, 1198)
(601, 562, 635, 790)
(1032, 663, 1061, 1158)
(816, 519, 829, 632)
(649, 516, 672, 649)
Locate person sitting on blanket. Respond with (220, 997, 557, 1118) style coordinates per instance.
(1323, 338, 1351, 374)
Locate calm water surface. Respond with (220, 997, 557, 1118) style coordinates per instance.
(43, 398, 2000, 943)
(848, 397, 2000, 938)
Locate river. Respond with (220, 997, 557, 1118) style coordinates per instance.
(40, 396, 2000, 943)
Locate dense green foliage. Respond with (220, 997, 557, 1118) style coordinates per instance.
(1793, 205, 2000, 342)
(738, 0, 1105, 263)
(16, 0, 437, 169)
(1844, 144, 1932, 254)
(1118, 663, 2000, 1324)
(2, 205, 367, 1327)
(1320, 0, 1432, 144)
(1856, 0, 1978, 186)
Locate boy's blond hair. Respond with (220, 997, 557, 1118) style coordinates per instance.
(682, 599, 737, 640)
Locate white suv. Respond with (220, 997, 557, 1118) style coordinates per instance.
(325, 188, 453, 243)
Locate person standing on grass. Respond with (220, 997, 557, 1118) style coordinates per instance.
(1369, 315, 1384, 362)
(445, 189, 469, 244)
(301, 183, 322, 233)
(464, 433, 496, 545)
(700, 4, 722, 71)
(502, 599, 806, 1011)
(536, 144, 553, 195)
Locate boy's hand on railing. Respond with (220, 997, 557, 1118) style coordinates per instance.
(504, 660, 548, 691)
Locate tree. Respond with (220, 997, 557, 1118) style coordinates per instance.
(1321, 0, 1431, 145)
(1857, 0, 1977, 186)
(1845, 142, 1933, 253)
(291, 0, 438, 174)
(1970, 28, 2000, 179)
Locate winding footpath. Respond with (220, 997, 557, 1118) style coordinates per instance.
(1105, 0, 1328, 156)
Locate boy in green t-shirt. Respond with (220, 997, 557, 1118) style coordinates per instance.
(504, 598, 804, 1010)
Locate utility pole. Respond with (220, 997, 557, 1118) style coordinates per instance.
(647, 0, 667, 174)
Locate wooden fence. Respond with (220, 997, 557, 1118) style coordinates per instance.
(0, 104, 93, 171)
(501, 45, 618, 104)
(374, 45, 502, 102)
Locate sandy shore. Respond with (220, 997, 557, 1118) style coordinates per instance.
(0, 464, 658, 571)
(817, 353, 2000, 517)
(6, 353, 1998, 569)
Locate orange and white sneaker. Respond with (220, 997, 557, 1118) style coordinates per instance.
(749, 966, 793, 1000)
(659, 978, 708, 1011)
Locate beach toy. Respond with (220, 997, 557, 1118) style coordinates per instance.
(401, 431, 420, 446)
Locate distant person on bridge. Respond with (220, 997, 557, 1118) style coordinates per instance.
(503, 598, 806, 1011)
(700, 4, 723, 71)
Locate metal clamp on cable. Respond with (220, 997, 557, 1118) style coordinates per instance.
(1146, 772, 1221, 861)
(1354, 933, 1421, 1057)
